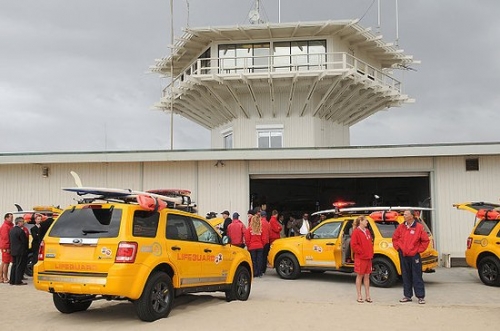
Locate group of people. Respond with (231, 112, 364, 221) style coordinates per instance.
(350, 209, 430, 304)
(0, 212, 53, 286)
(219, 209, 282, 278)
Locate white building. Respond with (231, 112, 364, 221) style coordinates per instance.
(1, 20, 499, 267)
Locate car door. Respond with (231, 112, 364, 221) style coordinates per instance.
(164, 213, 203, 288)
(301, 220, 344, 269)
(191, 218, 233, 284)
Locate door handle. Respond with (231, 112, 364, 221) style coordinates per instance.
(204, 248, 212, 253)
(171, 246, 181, 251)
(326, 243, 335, 246)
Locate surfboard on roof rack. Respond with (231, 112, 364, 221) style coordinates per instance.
(62, 187, 197, 212)
(311, 206, 433, 216)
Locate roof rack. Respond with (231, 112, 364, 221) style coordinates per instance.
(63, 187, 197, 213)
(311, 206, 433, 217)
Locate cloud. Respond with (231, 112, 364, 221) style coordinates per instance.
(1, 1, 499, 153)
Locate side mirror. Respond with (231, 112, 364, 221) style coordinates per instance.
(305, 233, 312, 240)
(222, 235, 230, 245)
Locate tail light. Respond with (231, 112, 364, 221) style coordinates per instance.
(38, 241, 45, 261)
(466, 237, 472, 249)
(115, 241, 138, 263)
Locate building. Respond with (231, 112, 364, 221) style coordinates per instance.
(1, 19, 499, 266)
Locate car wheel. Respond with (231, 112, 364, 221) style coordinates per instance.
(25, 254, 34, 277)
(370, 257, 397, 288)
(53, 293, 92, 313)
(275, 253, 301, 279)
(134, 272, 174, 322)
(225, 265, 251, 302)
(478, 256, 500, 286)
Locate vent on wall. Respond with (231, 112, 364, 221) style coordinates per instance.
(465, 158, 479, 171)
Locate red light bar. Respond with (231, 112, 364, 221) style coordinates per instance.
(332, 201, 356, 208)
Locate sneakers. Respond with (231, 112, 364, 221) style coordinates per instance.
(399, 297, 425, 304)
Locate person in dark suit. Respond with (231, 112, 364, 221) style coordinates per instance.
(30, 214, 43, 266)
(9, 217, 28, 285)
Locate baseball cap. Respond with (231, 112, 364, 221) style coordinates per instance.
(247, 209, 255, 215)
(221, 210, 230, 215)
(260, 210, 267, 217)
(233, 212, 240, 218)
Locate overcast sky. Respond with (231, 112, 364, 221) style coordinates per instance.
(1, 0, 499, 153)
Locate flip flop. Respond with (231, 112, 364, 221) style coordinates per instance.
(365, 298, 373, 303)
(357, 298, 364, 303)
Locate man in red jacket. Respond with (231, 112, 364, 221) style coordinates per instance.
(392, 210, 430, 304)
(227, 212, 246, 248)
(0, 213, 14, 283)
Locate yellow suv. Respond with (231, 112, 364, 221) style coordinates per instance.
(268, 207, 438, 288)
(34, 187, 252, 322)
(454, 202, 500, 286)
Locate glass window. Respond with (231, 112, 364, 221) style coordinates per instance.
(223, 132, 233, 149)
(133, 211, 159, 238)
(219, 43, 270, 73)
(258, 130, 283, 148)
(311, 222, 343, 239)
(49, 207, 122, 238)
(372, 221, 399, 238)
(272, 40, 326, 71)
(166, 214, 195, 241)
(192, 219, 221, 244)
(474, 220, 500, 236)
(273, 42, 291, 71)
(199, 48, 211, 74)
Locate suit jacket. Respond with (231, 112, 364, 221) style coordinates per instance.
(9, 226, 28, 257)
(31, 225, 42, 250)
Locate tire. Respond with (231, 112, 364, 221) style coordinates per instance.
(275, 253, 301, 280)
(53, 293, 92, 313)
(25, 253, 33, 277)
(477, 256, 500, 286)
(134, 272, 174, 322)
(370, 257, 398, 288)
(225, 265, 252, 302)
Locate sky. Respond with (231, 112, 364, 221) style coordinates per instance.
(1, 0, 499, 153)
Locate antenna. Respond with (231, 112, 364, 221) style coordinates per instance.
(185, 0, 190, 28)
(377, 0, 381, 34)
(278, 0, 281, 23)
(395, 0, 399, 47)
(249, 0, 262, 24)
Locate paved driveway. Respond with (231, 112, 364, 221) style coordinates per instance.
(1, 267, 498, 330)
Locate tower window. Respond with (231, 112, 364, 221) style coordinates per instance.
(257, 125, 283, 148)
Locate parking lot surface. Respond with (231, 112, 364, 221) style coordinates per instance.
(1, 267, 498, 330)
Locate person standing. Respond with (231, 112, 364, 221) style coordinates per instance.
(269, 210, 282, 245)
(227, 212, 246, 248)
(392, 209, 430, 304)
(9, 217, 28, 285)
(260, 211, 271, 274)
(244, 215, 265, 278)
(30, 214, 43, 267)
(292, 213, 311, 236)
(350, 216, 374, 303)
(0, 213, 14, 283)
(220, 210, 231, 237)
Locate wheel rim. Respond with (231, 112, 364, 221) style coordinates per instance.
(235, 271, 250, 298)
(278, 257, 294, 276)
(371, 263, 388, 284)
(481, 262, 498, 282)
(151, 281, 171, 313)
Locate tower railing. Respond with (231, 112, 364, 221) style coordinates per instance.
(162, 52, 401, 98)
